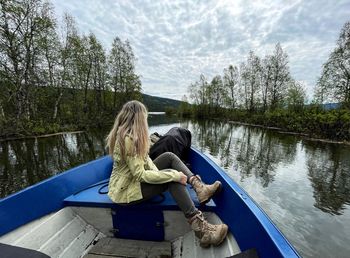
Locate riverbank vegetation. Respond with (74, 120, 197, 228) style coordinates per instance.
(0, 0, 142, 138)
(1, 1, 349, 141)
(179, 21, 350, 141)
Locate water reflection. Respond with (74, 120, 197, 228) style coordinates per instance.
(188, 119, 350, 215)
(304, 142, 350, 215)
(236, 128, 298, 187)
(1, 116, 350, 257)
(188, 120, 298, 187)
(185, 119, 350, 257)
(0, 116, 178, 199)
(0, 132, 106, 198)
(148, 114, 180, 126)
(2, 119, 350, 217)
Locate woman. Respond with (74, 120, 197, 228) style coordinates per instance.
(106, 100, 228, 247)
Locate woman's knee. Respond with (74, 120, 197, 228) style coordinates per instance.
(158, 151, 177, 160)
(165, 151, 176, 157)
(167, 151, 179, 160)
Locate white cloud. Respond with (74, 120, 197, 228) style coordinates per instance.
(52, 0, 350, 100)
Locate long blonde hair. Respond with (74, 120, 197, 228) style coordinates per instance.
(106, 100, 150, 160)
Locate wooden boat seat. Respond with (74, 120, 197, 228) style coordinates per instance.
(63, 179, 216, 211)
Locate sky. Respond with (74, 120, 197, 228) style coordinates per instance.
(52, 0, 350, 101)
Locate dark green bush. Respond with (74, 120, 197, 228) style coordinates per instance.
(178, 104, 350, 141)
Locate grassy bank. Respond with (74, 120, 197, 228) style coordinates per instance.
(175, 104, 350, 142)
(0, 86, 181, 139)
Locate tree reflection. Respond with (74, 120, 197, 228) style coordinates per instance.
(0, 132, 105, 198)
(0, 119, 176, 199)
(305, 142, 350, 215)
(190, 120, 298, 187)
(234, 127, 297, 187)
(148, 114, 179, 126)
(189, 120, 233, 158)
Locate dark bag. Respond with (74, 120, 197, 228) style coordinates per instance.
(149, 127, 192, 162)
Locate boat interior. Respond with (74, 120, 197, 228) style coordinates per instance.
(0, 182, 241, 258)
(1, 149, 297, 258)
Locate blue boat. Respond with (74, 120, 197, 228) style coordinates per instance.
(0, 148, 300, 258)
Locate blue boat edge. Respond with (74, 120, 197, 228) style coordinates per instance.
(189, 147, 301, 258)
(0, 148, 301, 257)
(0, 155, 113, 237)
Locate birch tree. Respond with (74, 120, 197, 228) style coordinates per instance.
(0, 0, 54, 120)
(286, 81, 306, 111)
(240, 51, 262, 111)
(268, 43, 291, 110)
(317, 21, 350, 106)
(223, 65, 239, 109)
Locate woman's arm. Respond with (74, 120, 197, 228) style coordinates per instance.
(146, 156, 159, 171)
(126, 156, 181, 183)
(125, 136, 181, 184)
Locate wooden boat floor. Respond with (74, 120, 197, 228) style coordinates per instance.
(1, 207, 240, 258)
(84, 237, 171, 258)
(84, 229, 239, 258)
(79, 208, 240, 258)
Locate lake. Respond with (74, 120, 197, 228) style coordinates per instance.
(1, 114, 350, 257)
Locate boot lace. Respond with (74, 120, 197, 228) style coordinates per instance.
(202, 220, 218, 232)
(192, 212, 217, 233)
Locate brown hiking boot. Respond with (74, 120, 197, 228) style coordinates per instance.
(188, 211, 228, 247)
(189, 175, 222, 205)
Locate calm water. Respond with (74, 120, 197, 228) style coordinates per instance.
(1, 115, 350, 258)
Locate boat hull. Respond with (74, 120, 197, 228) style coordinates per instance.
(189, 148, 300, 257)
(0, 148, 300, 257)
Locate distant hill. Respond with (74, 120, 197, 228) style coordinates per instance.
(321, 103, 341, 110)
(142, 94, 182, 111)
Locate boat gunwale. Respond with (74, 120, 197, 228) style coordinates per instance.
(0, 148, 300, 258)
(190, 147, 300, 258)
(0, 156, 113, 236)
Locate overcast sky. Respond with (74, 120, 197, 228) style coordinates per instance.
(52, 0, 350, 101)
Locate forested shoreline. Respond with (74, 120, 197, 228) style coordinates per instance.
(1, 1, 349, 141)
(177, 21, 350, 142)
(0, 0, 141, 138)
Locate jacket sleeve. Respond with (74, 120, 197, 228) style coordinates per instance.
(125, 137, 181, 184)
(146, 156, 159, 171)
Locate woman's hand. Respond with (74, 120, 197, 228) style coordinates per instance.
(178, 172, 187, 185)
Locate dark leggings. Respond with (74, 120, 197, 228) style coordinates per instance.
(130, 152, 198, 218)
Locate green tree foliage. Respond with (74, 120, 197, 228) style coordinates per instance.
(177, 95, 192, 117)
(260, 43, 291, 111)
(0, 0, 142, 136)
(88, 33, 108, 115)
(241, 51, 261, 111)
(108, 37, 141, 108)
(286, 81, 307, 112)
(189, 74, 208, 106)
(188, 74, 228, 117)
(185, 33, 350, 140)
(209, 75, 226, 108)
(187, 44, 299, 114)
(0, 0, 56, 121)
(316, 21, 350, 106)
(223, 65, 239, 109)
(267, 43, 291, 110)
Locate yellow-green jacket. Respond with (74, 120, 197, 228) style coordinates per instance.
(108, 136, 181, 203)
